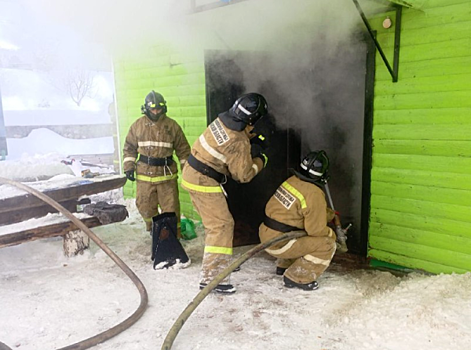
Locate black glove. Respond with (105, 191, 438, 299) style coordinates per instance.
(250, 134, 267, 150)
(125, 170, 135, 182)
(251, 143, 268, 168)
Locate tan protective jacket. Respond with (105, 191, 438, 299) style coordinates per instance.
(182, 117, 263, 190)
(260, 175, 336, 247)
(123, 114, 190, 181)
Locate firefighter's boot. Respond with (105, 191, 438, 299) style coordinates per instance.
(283, 276, 319, 291)
(151, 212, 190, 269)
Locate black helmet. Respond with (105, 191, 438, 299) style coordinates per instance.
(230, 93, 268, 126)
(298, 150, 330, 184)
(141, 91, 167, 119)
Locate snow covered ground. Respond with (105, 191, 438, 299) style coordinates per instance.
(0, 152, 115, 182)
(1, 68, 115, 161)
(1, 184, 471, 349)
(5, 128, 114, 161)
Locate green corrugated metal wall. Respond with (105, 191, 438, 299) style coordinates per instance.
(368, 0, 471, 273)
(113, 47, 206, 219)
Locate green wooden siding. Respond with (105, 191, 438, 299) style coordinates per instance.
(113, 48, 207, 220)
(368, 0, 471, 273)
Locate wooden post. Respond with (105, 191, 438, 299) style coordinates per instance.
(63, 230, 90, 257)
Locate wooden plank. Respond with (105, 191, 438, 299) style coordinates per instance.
(0, 199, 77, 226)
(374, 91, 471, 110)
(0, 176, 126, 214)
(402, 3, 471, 30)
(0, 216, 102, 248)
(0, 198, 91, 226)
(370, 222, 471, 255)
(374, 140, 471, 158)
(371, 167, 471, 191)
(374, 36, 471, 71)
(371, 181, 471, 207)
(368, 249, 468, 274)
(370, 208, 471, 238)
(378, 21, 471, 48)
(374, 108, 471, 125)
(419, 0, 469, 9)
(373, 153, 471, 175)
(375, 73, 471, 96)
(369, 236, 471, 271)
(376, 56, 471, 81)
(373, 124, 471, 140)
(371, 194, 471, 223)
(392, 38, 471, 63)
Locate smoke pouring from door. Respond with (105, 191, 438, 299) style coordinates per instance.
(22, 0, 374, 250)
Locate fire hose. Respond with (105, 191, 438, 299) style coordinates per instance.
(323, 182, 350, 253)
(161, 230, 308, 350)
(0, 176, 148, 350)
(161, 182, 352, 349)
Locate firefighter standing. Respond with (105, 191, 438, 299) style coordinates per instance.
(123, 91, 191, 236)
(259, 150, 339, 291)
(182, 93, 269, 294)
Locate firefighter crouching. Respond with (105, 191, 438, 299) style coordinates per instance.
(259, 150, 339, 291)
(123, 91, 191, 238)
(182, 93, 269, 294)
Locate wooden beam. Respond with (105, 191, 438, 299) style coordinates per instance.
(0, 216, 103, 248)
(0, 176, 126, 217)
(0, 198, 90, 226)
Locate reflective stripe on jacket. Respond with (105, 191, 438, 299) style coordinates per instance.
(182, 117, 263, 191)
(263, 175, 334, 238)
(123, 114, 190, 182)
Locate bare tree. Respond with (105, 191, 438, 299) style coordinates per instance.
(63, 70, 97, 106)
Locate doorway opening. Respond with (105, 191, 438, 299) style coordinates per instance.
(204, 36, 374, 254)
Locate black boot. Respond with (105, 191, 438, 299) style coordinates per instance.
(199, 283, 237, 294)
(151, 212, 190, 269)
(283, 276, 319, 291)
(276, 267, 287, 275)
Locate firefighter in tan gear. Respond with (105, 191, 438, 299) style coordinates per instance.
(123, 91, 191, 236)
(259, 150, 340, 291)
(182, 93, 269, 294)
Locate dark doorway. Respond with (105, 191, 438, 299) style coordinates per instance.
(204, 38, 373, 254)
(205, 50, 301, 247)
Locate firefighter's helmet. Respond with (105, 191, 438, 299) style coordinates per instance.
(230, 93, 268, 126)
(141, 91, 167, 118)
(299, 150, 330, 184)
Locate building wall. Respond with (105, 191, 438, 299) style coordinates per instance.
(112, 0, 364, 223)
(113, 1, 471, 273)
(113, 47, 207, 219)
(368, 0, 471, 273)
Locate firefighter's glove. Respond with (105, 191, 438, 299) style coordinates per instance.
(250, 134, 267, 150)
(125, 170, 135, 182)
(251, 143, 268, 168)
(335, 225, 348, 254)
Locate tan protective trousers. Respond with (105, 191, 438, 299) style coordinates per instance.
(262, 229, 337, 284)
(188, 190, 234, 284)
(135, 179, 181, 235)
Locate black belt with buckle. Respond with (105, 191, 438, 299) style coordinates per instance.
(139, 155, 174, 166)
(187, 154, 226, 183)
(264, 216, 301, 233)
